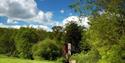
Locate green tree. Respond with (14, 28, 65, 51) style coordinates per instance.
(0, 28, 16, 55)
(85, 0, 125, 62)
(52, 26, 63, 41)
(14, 27, 38, 59)
(35, 29, 48, 41)
(70, 0, 125, 63)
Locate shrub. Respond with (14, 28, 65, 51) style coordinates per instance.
(32, 39, 61, 60)
(56, 57, 65, 63)
(70, 49, 100, 63)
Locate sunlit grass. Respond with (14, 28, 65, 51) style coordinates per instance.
(0, 55, 56, 63)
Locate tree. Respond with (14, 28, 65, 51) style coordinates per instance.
(0, 28, 16, 55)
(52, 26, 63, 41)
(64, 21, 82, 53)
(35, 29, 48, 41)
(85, 0, 125, 62)
(69, 0, 125, 63)
(69, 0, 96, 16)
(14, 27, 39, 59)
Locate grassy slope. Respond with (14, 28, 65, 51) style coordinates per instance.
(0, 55, 55, 63)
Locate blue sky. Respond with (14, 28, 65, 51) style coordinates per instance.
(0, 0, 89, 31)
(35, 0, 77, 21)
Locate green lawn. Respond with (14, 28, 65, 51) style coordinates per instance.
(0, 55, 56, 63)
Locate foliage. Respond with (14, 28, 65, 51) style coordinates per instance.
(64, 21, 83, 53)
(14, 27, 39, 59)
(35, 29, 48, 41)
(85, 12, 125, 63)
(52, 26, 63, 41)
(69, 0, 96, 16)
(32, 39, 61, 60)
(70, 0, 125, 63)
(80, 31, 91, 52)
(0, 27, 63, 60)
(0, 28, 16, 55)
(56, 57, 65, 63)
(70, 49, 100, 63)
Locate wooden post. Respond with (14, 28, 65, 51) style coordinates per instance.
(67, 43, 71, 63)
(68, 43, 71, 56)
(68, 43, 76, 63)
(63, 43, 76, 63)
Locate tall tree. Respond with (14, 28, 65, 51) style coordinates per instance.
(0, 28, 15, 55)
(14, 27, 39, 59)
(64, 21, 82, 53)
(52, 26, 63, 41)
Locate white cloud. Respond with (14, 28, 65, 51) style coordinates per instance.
(30, 11, 53, 23)
(0, 0, 90, 30)
(10, 25, 21, 29)
(29, 24, 52, 31)
(60, 9, 64, 14)
(0, 0, 37, 19)
(0, 0, 55, 31)
(0, 16, 90, 31)
(0, 0, 53, 23)
(44, 11, 53, 22)
(7, 19, 18, 24)
(0, 23, 51, 31)
(62, 16, 90, 28)
(0, 23, 21, 29)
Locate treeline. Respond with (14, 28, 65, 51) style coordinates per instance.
(0, 22, 86, 61)
(0, 27, 52, 59)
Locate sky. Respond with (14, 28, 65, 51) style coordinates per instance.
(0, 0, 89, 31)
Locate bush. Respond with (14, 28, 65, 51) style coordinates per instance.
(97, 45, 123, 63)
(32, 39, 61, 60)
(56, 57, 65, 63)
(70, 49, 100, 63)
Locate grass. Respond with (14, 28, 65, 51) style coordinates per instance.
(0, 55, 56, 63)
